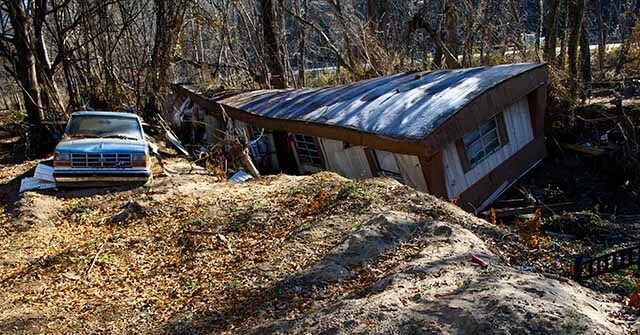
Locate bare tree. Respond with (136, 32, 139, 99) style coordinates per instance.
(409, 2, 460, 69)
(544, 0, 561, 63)
(594, 0, 606, 79)
(567, 0, 585, 97)
(261, 0, 288, 88)
(579, 18, 592, 100)
(145, 0, 190, 116)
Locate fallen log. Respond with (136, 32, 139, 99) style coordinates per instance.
(560, 143, 609, 156)
(481, 202, 575, 220)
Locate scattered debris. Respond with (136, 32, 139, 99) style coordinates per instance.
(165, 130, 190, 156)
(229, 170, 253, 183)
(471, 254, 488, 268)
(19, 163, 55, 192)
(482, 201, 575, 220)
(110, 200, 149, 224)
(514, 265, 533, 271)
(156, 113, 190, 156)
(86, 241, 106, 275)
(560, 142, 610, 156)
(574, 243, 640, 281)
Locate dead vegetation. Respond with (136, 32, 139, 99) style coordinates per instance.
(0, 158, 638, 334)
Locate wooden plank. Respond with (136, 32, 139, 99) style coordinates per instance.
(560, 143, 608, 156)
(419, 152, 448, 198)
(481, 201, 575, 219)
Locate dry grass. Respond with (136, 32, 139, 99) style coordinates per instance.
(0, 159, 636, 333)
(0, 165, 459, 334)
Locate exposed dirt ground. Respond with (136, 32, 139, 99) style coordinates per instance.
(0, 159, 637, 334)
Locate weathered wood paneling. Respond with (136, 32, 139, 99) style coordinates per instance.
(203, 114, 221, 143)
(318, 138, 427, 191)
(318, 138, 373, 179)
(395, 154, 428, 192)
(442, 98, 534, 199)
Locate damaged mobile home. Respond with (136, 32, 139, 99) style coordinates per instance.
(171, 63, 548, 212)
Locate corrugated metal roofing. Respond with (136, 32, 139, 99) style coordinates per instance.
(215, 63, 544, 141)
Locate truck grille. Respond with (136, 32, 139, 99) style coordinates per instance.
(70, 153, 132, 168)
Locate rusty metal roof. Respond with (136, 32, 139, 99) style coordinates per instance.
(214, 63, 544, 141)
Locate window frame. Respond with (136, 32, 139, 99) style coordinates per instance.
(456, 113, 509, 173)
(293, 134, 325, 169)
(365, 148, 404, 182)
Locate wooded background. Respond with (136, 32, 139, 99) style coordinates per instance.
(0, 0, 638, 132)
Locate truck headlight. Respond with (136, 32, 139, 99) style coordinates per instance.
(132, 153, 149, 167)
(54, 152, 70, 167)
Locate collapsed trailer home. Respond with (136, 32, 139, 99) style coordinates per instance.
(172, 63, 549, 212)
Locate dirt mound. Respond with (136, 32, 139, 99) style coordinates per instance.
(256, 219, 621, 335)
(0, 163, 632, 334)
(298, 212, 423, 283)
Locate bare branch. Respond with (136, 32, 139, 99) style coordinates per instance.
(279, 1, 356, 74)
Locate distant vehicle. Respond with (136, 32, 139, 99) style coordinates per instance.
(53, 111, 152, 186)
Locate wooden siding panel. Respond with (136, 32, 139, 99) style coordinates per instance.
(395, 154, 429, 192)
(203, 114, 221, 143)
(420, 152, 448, 198)
(318, 138, 373, 179)
(443, 98, 534, 199)
(528, 85, 547, 138)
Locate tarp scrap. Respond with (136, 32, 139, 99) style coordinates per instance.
(229, 170, 253, 183)
(20, 163, 56, 192)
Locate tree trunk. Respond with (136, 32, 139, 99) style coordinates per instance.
(544, 0, 560, 63)
(297, 0, 307, 87)
(5, 1, 42, 127)
(535, 0, 543, 59)
(567, 0, 585, 97)
(614, 0, 635, 75)
(367, 0, 386, 35)
(145, 0, 189, 117)
(261, 0, 288, 89)
(32, 0, 64, 118)
(444, 0, 458, 67)
(408, 8, 460, 69)
(595, 0, 606, 79)
(558, 0, 570, 67)
(579, 19, 592, 101)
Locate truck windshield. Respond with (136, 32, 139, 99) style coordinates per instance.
(65, 115, 143, 140)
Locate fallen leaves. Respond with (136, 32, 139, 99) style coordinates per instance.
(0, 169, 391, 334)
(516, 208, 550, 249)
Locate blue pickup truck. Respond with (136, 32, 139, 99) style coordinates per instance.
(53, 111, 152, 186)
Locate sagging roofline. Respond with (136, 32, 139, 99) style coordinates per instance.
(171, 84, 427, 156)
(171, 63, 548, 160)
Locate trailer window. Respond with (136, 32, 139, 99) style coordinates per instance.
(293, 134, 323, 167)
(462, 117, 502, 167)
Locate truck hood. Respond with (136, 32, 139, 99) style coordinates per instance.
(55, 138, 148, 154)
